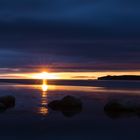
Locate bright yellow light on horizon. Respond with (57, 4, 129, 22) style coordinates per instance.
(1, 71, 140, 80)
(32, 72, 59, 80)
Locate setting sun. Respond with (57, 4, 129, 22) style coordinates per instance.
(32, 72, 59, 80)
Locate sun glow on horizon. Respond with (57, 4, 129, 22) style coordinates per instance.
(32, 72, 59, 80)
(0, 71, 140, 80)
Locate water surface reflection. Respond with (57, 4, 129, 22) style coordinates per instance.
(38, 80, 48, 116)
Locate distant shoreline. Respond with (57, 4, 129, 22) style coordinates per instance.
(0, 77, 140, 86)
(98, 75, 140, 81)
(0, 78, 140, 89)
(0, 79, 96, 86)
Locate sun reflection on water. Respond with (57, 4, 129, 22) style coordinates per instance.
(38, 79, 49, 116)
(42, 79, 48, 92)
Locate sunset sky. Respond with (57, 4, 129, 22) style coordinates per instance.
(0, 0, 140, 79)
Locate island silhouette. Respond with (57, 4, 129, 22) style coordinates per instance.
(98, 75, 140, 80)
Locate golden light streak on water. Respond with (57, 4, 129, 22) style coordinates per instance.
(38, 79, 49, 116)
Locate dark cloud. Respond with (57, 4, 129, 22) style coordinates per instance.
(0, 41, 139, 71)
(0, 0, 139, 71)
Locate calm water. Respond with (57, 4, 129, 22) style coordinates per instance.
(0, 81, 140, 139)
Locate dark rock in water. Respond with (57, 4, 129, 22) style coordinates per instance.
(48, 95, 82, 110)
(0, 103, 7, 113)
(104, 102, 126, 112)
(48, 100, 61, 111)
(48, 95, 82, 117)
(0, 96, 15, 109)
(59, 95, 82, 110)
(104, 99, 140, 119)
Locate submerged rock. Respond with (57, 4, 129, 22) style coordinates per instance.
(48, 95, 82, 117)
(104, 99, 140, 119)
(0, 95, 15, 110)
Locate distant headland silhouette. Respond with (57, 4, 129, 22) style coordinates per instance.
(98, 75, 140, 80)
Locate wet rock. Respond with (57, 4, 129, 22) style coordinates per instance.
(48, 95, 82, 117)
(48, 100, 61, 111)
(104, 99, 140, 119)
(0, 96, 15, 109)
(59, 95, 82, 110)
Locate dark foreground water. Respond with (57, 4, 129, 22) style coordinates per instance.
(0, 81, 140, 139)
